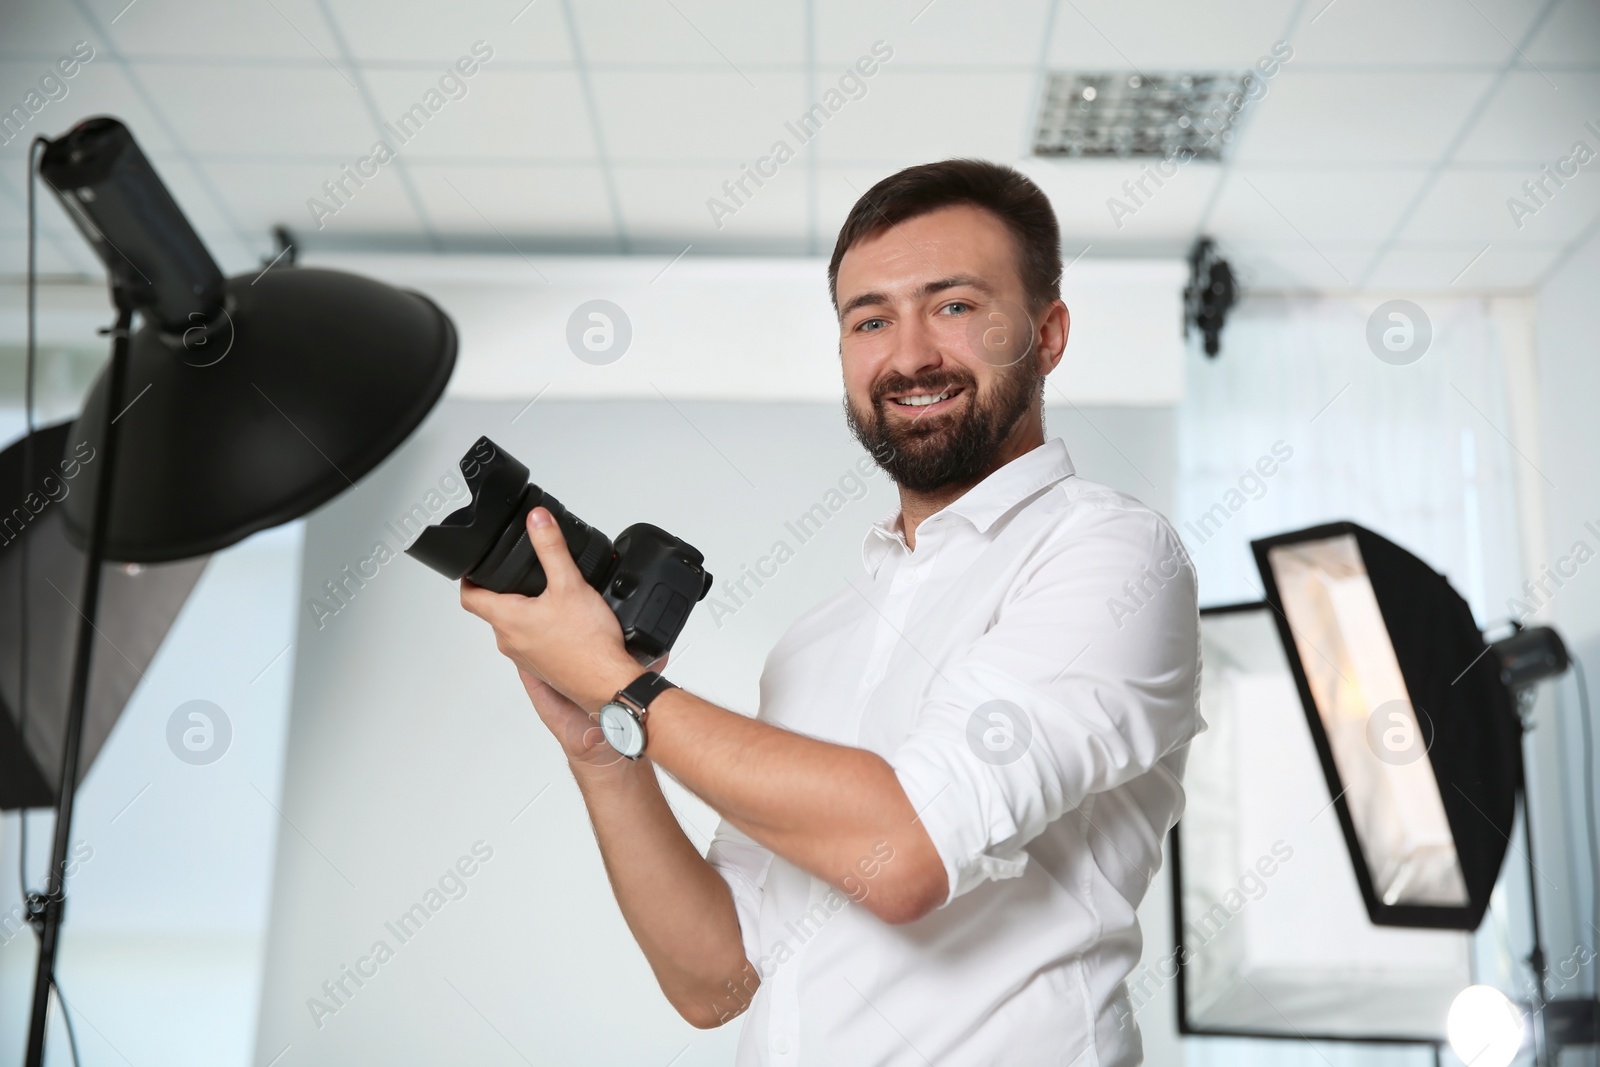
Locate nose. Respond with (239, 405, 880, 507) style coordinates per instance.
(882, 309, 951, 390)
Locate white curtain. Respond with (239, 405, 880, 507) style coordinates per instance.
(1177, 294, 1524, 624)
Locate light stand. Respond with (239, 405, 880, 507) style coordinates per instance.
(12, 114, 457, 1067)
(21, 298, 131, 1067)
(1492, 624, 1599, 1067)
(1442, 661, 1600, 1067)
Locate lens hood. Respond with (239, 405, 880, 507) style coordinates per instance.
(406, 437, 529, 580)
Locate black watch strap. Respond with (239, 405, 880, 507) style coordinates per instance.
(619, 670, 676, 711)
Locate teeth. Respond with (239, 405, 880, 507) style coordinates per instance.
(893, 390, 953, 407)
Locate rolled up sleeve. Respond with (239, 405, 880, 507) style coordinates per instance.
(706, 818, 774, 966)
(888, 505, 1201, 907)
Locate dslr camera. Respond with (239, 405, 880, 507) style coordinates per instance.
(406, 437, 713, 663)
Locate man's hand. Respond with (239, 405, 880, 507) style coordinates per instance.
(461, 506, 948, 925)
(514, 666, 629, 770)
(459, 506, 640, 716)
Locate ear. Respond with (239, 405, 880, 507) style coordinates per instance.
(1037, 299, 1069, 375)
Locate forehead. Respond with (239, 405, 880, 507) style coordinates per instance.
(835, 203, 1020, 304)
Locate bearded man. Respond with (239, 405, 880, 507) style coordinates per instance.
(462, 158, 1202, 1067)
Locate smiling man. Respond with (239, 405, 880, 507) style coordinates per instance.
(461, 158, 1201, 1066)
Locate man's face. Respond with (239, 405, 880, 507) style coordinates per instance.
(835, 203, 1060, 493)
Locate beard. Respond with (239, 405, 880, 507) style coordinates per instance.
(844, 359, 1041, 494)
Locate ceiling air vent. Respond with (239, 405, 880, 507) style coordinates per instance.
(1032, 71, 1257, 161)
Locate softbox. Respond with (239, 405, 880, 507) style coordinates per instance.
(1251, 521, 1523, 930)
(1172, 602, 1475, 1043)
(0, 420, 206, 809)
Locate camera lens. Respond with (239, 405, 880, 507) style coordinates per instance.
(405, 437, 614, 597)
(406, 436, 713, 662)
(471, 485, 615, 597)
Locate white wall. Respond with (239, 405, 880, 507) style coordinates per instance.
(0, 254, 1189, 409)
(304, 253, 1188, 407)
(251, 396, 1177, 1067)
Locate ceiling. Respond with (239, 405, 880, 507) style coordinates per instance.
(0, 0, 1596, 291)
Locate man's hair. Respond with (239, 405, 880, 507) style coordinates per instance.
(827, 158, 1063, 316)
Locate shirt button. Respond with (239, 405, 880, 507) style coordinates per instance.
(773, 1034, 792, 1055)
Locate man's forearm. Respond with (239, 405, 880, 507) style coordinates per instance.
(583, 672, 946, 925)
(569, 755, 756, 1027)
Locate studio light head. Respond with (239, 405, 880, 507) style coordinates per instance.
(1491, 623, 1570, 692)
(34, 116, 457, 563)
(39, 117, 226, 334)
(1184, 236, 1236, 358)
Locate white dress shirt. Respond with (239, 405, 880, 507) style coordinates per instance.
(707, 437, 1202, 1066)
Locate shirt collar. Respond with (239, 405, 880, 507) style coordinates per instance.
(860, 437, 1077, 576)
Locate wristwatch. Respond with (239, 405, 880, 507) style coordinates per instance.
(597, 671, 678, 760)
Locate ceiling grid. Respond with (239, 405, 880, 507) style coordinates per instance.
(0, 0, 1592, 288)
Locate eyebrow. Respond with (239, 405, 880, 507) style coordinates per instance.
(838, 274, 996, 320)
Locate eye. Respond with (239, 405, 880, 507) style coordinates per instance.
(855, 317, 888, 333)
(940, 301, 972, 316)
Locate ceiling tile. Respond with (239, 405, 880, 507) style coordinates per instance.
(131, 62, 377, 155)
(361, 69, 595, 161)
(0, 221, 95, 276)
(409, 163, 615, 237)
(0, 2, 95, 59)
(0, 234, 94, 277)
(1043, 0, 1299, 70)
(1453, 70, 1600, 164)
(814, 70, 1035, 164)
(1364, 243, 1564, 288)
(97, 0, 339, 63)
(330, 0, 572, 65)
(816, 0, 1048, 68)
(1525, 0, 1600, 65)
(612, 163, 808, 246)
(1289, 0, 1544, 67)
(1207, 168, 1433, 242)
(1397, 166, 1600, 244)
(1232, 70, 1498, 164)
(1221, 239, 1377, 289)
(203, 159, 423, 237)
(1018, 157, 1220, 247)
(0, 56, 182, 157)
(571, 0, 805, 66)
(0, 0, 1591, 290)
(814, 166, 894, 250)
(590, 70, 807, 162)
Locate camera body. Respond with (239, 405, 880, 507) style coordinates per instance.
(406, 437, 712, 663)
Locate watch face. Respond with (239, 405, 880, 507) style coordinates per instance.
(599, 702, 645, 758)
